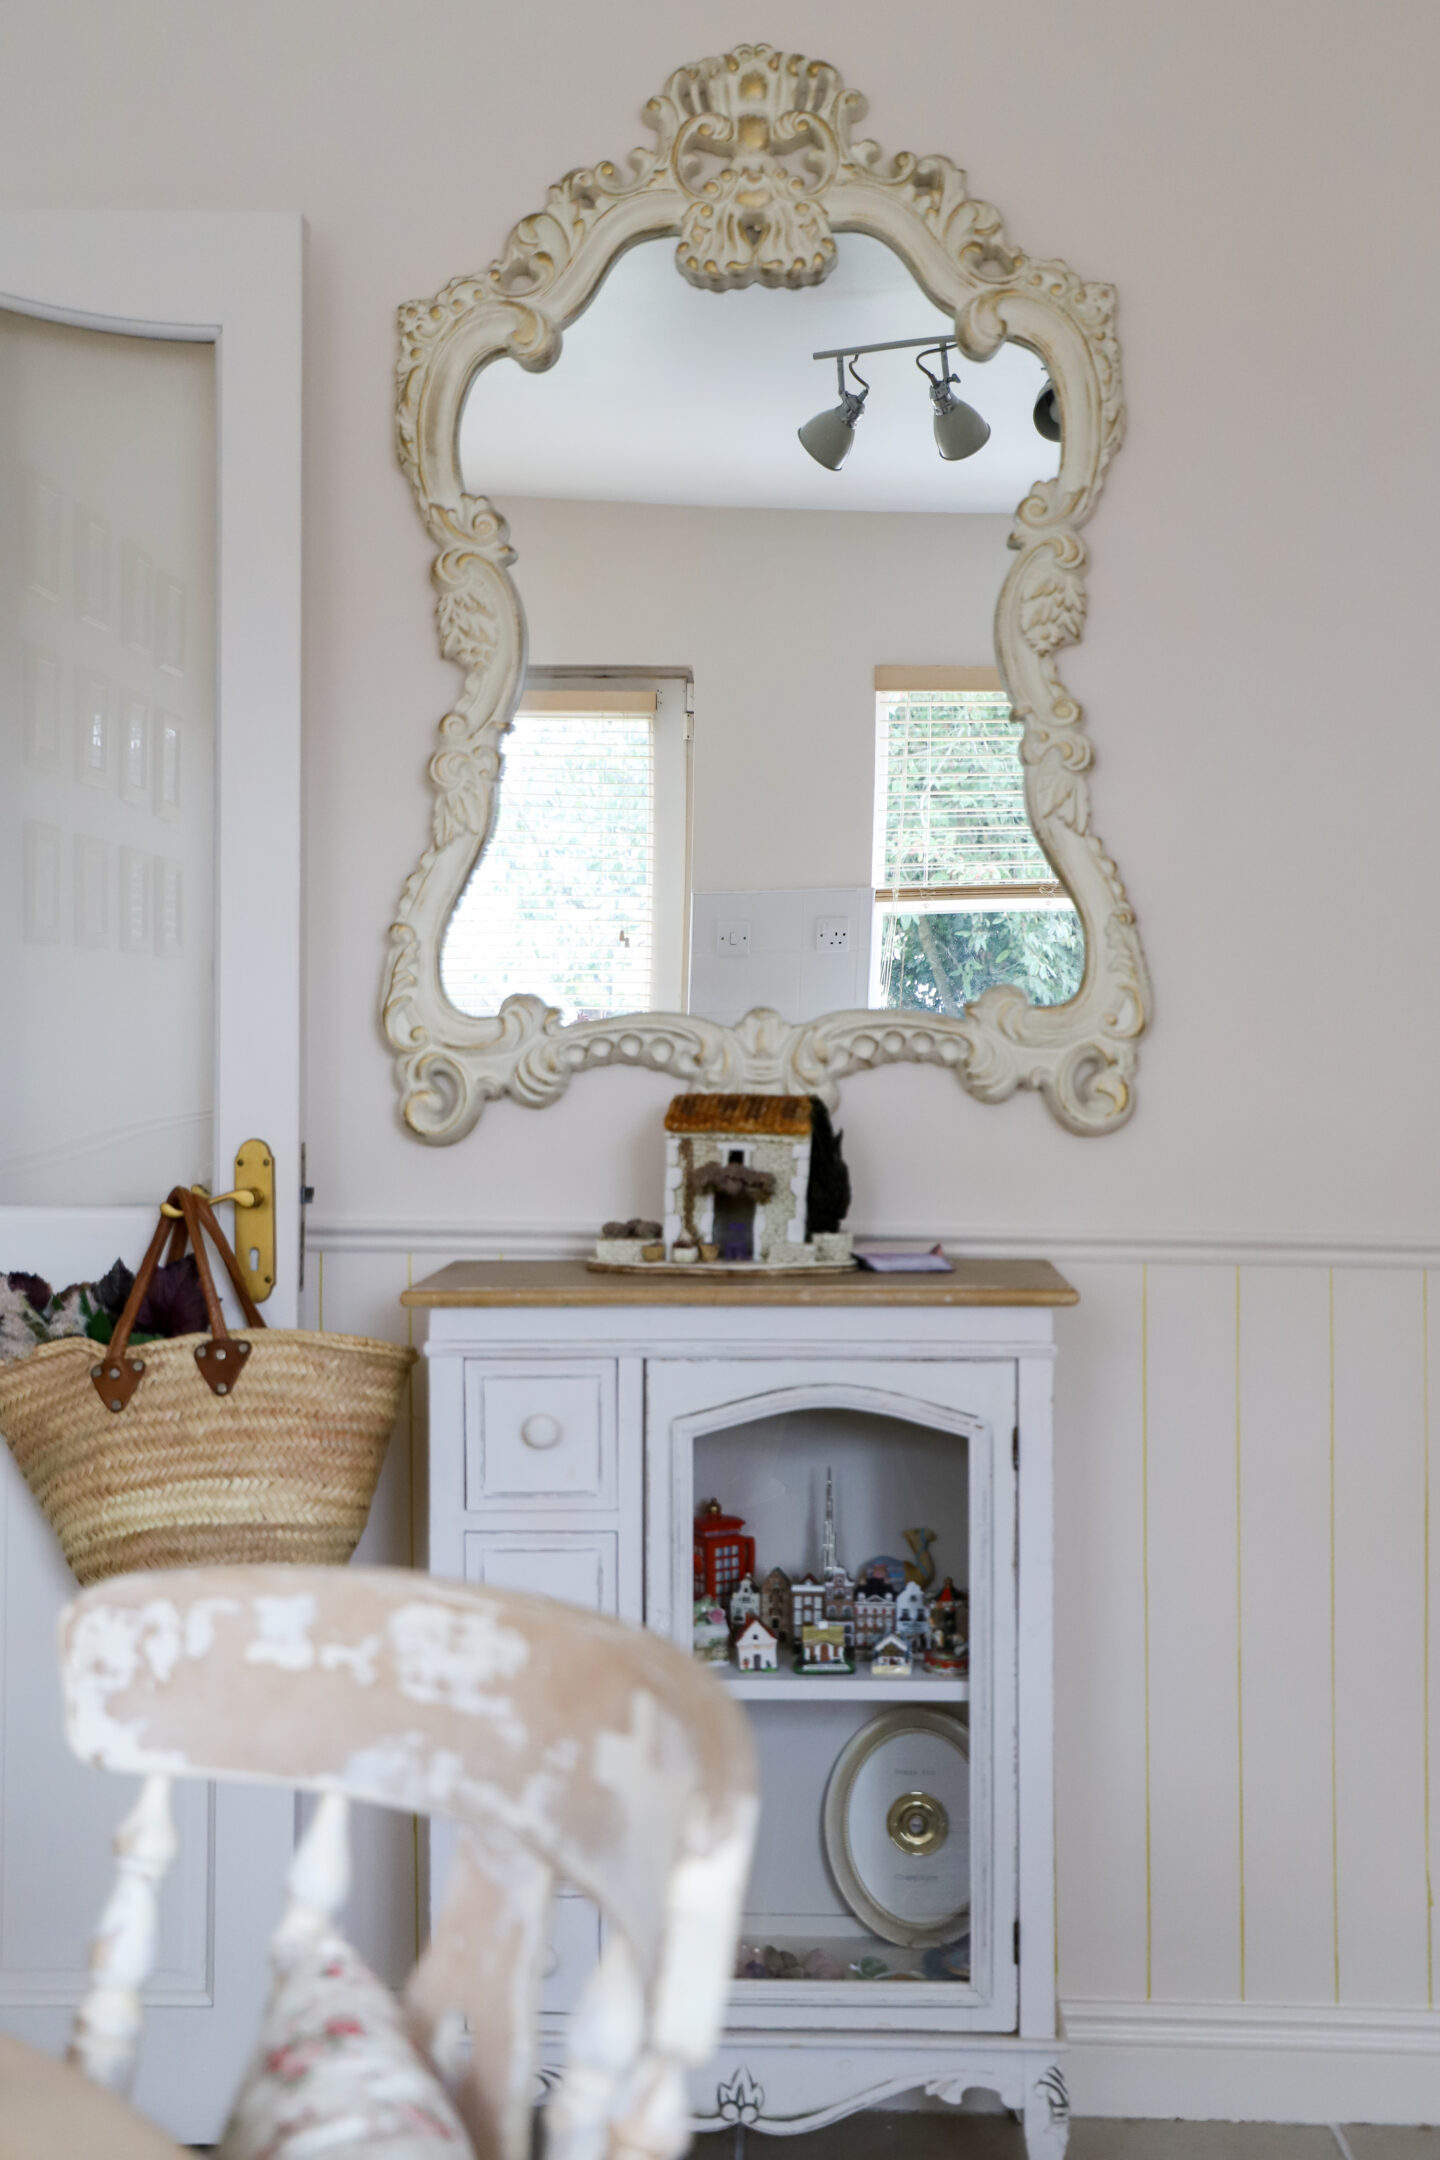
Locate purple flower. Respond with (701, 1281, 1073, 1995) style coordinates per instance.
(6, 1272, 52, 1313)
(135, 1256, 208, 1338)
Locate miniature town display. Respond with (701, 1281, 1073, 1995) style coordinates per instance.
(590, 1094, 853, 1271)
(690, 1476, 968, 1679)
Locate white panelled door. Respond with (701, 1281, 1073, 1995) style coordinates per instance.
(0, 214, 301, 2141)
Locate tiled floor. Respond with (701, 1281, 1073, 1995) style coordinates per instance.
(693, 2118, 1440, 2160)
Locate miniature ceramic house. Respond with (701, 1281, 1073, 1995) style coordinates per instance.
(824, 1574, 857, 1650)
(734, 1617, 779, 1673)
(871, 1632, 913, 1677)
(855, 1588, 897, 1652)
(894, 1579, 931, 1650)
(662, 1094, 851, 1266)
(798, 1621, 851, 1673)
(760, 1566, 792, 1641)
(693, 1499, 756, 1602)
(790, 1573, 826, 1636)
(728, 1573, 761, 1631)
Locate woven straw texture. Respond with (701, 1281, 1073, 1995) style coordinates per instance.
(0, 1330, 416, 1586)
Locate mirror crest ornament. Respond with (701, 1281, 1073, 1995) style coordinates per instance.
(384, 45, 1150, 1140)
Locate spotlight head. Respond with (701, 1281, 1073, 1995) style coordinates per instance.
(798, 389, 866, 471)
(917, 342, 990, 462)
(930, 385, 991, 461)
(1033, 383, 1061, 442)
(799, 354, 869, 471)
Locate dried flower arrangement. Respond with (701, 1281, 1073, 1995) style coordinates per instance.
(0, 1256, 210, 1364)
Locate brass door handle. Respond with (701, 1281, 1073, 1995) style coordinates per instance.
(159, 1145, 276, 1304)
(160, 1185, 257, 1217)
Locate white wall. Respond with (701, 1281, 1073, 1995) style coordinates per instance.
(4, 0, 1438, 2119)
(505, 494, 1011, 893)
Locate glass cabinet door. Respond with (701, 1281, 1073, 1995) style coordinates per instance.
(645, 1358, 1018, 2031)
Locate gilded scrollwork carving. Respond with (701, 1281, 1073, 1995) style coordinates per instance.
(383, 43, 1151, 1140)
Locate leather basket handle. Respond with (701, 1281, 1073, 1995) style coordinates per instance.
(89, 1186, 268, 1414)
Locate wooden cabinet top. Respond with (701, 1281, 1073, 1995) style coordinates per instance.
(400, 1258, 1078, 1309)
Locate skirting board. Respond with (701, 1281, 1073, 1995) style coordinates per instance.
(1061, 2000, 1440, 2124)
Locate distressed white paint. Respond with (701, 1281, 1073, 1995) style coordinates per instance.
(59, 1565, 756, 2160)
(419, 1286, 1057, 2150)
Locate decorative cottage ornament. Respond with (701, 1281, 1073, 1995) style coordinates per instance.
(660, 1095, 851, 1269)
(790, 1573, 826, 1636)
(895, 1579, 931, 1651)
(760, 1566, 793, 1641)
(729, 1572, 762, 1631)
(734, 1617, 779, 1673)
(871, 1632, 913, 1677)
(798, 1621, 852, 1675)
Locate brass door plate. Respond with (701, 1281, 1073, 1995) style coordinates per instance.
(233, 1138, 276, 1304)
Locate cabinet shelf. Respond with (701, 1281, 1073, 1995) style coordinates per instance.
(717, 1667, 970, 1703)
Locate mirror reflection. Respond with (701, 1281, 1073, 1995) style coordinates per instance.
(443, 233, 1080, 1029)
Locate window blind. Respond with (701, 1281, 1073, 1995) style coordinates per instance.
(874, 688, 1058, 895)
(440, 706, 655, 1025)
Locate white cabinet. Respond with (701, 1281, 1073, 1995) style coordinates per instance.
(408, 1261, 1074, 2160)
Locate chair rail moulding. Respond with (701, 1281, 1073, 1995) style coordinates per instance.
(382, 43, 1150, 1142)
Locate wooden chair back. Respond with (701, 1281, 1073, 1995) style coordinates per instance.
(57, 1565, 757, 2160)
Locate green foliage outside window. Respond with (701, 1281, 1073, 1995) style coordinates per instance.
(875, 688, 1084, 1014)
(876, 905, 1084, 1014)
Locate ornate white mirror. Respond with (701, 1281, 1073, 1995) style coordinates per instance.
(385, 44, 1149, 1140)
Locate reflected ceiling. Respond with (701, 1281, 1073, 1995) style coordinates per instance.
(459, 234, 1059, 516)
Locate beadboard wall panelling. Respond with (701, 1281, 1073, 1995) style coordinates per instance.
(1233, 1267, 1335, 2006)
(1331, 1269, 1431, 2006)
(313, 1234, 1439, 2079)
(1051, 1264, 1148, 2002)
(1141, 1266, 1244, 2003)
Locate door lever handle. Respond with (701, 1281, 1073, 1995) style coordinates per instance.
(159, 1145, 277, 1304)
(160, 1185, 257, 1217)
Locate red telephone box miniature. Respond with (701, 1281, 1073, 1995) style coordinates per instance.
(693, 1498, 756, 1601)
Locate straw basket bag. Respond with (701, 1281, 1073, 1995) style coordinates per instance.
(0, 1188, 415, 1586)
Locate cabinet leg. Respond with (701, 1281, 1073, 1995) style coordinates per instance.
(1022, 2064, 1070, 2160)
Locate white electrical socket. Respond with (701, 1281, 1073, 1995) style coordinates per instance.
(815, 916, 850, 952)
(716, 919, 751, 956)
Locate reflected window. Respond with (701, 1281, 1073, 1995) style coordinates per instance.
(871, 676, 1082, 1013)
(440, 678, 689, 1025)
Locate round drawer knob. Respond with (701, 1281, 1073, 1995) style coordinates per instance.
(521, 1412, 563, 1450)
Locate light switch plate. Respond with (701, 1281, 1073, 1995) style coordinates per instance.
(716, 919, 751, 956)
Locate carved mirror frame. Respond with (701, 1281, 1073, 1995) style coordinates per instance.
(384, 44, 1150, 1140)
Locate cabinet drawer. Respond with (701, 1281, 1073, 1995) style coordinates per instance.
(463, 1531, 617, 1615)
(464, 1363, 616, 1509)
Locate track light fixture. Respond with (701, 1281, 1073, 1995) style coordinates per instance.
(799, 333, 991, 471)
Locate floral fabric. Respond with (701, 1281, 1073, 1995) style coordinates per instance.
(217, 1929, 473, 2160)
